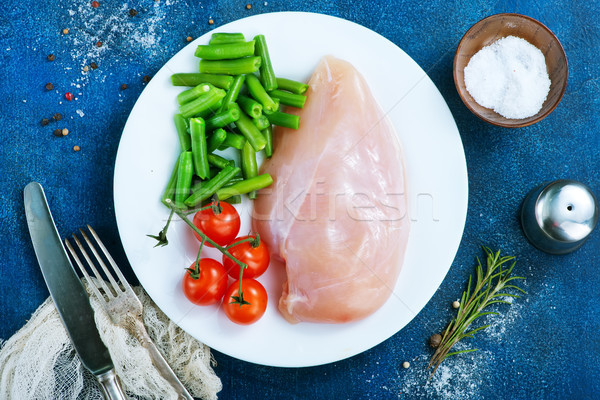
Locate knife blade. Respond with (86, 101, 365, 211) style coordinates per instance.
(24, 182, 126, 400)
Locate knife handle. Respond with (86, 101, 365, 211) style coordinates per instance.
(97, 369, 127, 400)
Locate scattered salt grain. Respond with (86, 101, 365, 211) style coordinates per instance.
(464, 36, 550, 119)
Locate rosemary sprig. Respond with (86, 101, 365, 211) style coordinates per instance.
(428, 246, 525, 377)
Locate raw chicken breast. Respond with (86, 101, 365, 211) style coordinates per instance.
(252, 56, 410, 324)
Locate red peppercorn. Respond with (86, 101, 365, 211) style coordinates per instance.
(96, 41, 103, 47)
(65, 92, 74, 101)
(91, 1, 99, 7)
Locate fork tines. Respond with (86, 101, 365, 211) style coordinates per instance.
(65, 225, 132, 302)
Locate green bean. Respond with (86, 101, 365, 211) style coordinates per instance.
(185, 165, 241, 207)
(254, 34, 277, 91)
(201, 193, 242, 205)
(209, 32, 245, 45)
(177, 83, 212, 105)
(161, 157, 179, 206)
(269, 89, 306, 108)
(179, 87, 226, 118)
(174, 151, 194, 208)
(171, 73, 234, 89)
(190, 176, 203, 192)
(173, 113, 191, 151)
(223, 194, 242, 204)
(276, 77, 308, 94)
(245, 73, 277, 112)
(264, 109, 300, 129)
(216, 174, 273, 200)
(209, 167, 221, 179)
(218, 131, 246, 150)
(195, 98, 223, 119)
(234, 108, 267, 151)
(199, 57, 261, 75)
(205, 107, 240, 131)
(237, 94, 263, 118)
(262, 125, 273, 158)
(189, 118, 210, 179)
(253, 114, 270, 131)
(241, 141, 258, 199)
(195, 41, 255, 60)
(207, 128, 227, 153)
(207, 153, 235, 169)
(222, 175, 244, 187)
(219, 75, 245, 112)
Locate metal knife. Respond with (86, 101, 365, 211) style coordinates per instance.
(24, 182, 127, 400)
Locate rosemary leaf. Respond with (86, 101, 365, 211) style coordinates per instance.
(427, 246, 525, 377)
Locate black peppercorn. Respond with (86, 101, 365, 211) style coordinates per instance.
(90, 62, 98, 69)
(129, 8, 138, 16)
(41, 118, 50, 126)
(142, 75, 151, 83)
(429, 333, 442, 348)
(47, 54, 55, 61)
(53, 129, 62, 137)
(121, 83, 128, 90)
(53, 113, 62, 121)
(45, 83, 54, 90)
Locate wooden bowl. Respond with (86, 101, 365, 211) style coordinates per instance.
(454, 13, 568, 128)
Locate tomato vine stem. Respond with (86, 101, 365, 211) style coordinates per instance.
(165, 199, 249, 303)
(225, 234, 260, 250)
(186, 236, 206, 279)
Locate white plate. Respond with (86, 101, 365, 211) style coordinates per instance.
(114, 12, 468, 367)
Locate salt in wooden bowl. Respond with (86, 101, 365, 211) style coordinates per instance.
(454, 13, 568, 128)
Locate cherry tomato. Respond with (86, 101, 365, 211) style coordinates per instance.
(223, 235, 270, 279)
(193, 201, 240, 247)
(182, 258, 228, 306)
(223, 279, 268, 325)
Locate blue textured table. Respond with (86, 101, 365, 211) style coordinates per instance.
(2, 1, 599, 399)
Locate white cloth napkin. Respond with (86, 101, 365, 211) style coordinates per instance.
(0, 281, 221, 400)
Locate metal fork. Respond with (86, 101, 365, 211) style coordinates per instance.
(64, 225, 194, 400)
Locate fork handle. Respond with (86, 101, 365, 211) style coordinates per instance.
(133, 320, 194, 400)
(96, 369, 127, 400)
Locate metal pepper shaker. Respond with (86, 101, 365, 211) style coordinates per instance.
(520, 180, 598, 254)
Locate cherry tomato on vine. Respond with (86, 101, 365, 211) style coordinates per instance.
(193, 201, 240, 247)
(182, 258, 228, 306)
(223, 278, 268, 325)
(223, 235, 270, 279)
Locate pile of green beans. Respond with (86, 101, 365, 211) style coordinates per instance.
(162, 32, 310, 209)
